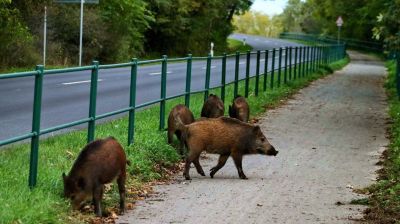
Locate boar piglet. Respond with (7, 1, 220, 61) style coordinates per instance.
(175, 116, 278, 180)
(228, 95, 250, 122)
(167, 104, 195, 155)
(62, 137, 128, 217)
(201, 94, 224, 118)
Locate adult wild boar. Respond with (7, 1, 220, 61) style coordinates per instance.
(201, 94, 224, 118)
(167, 104, 195, 154)
(62, 137, 129, 217)
(228, 95, 250, 122)
(175, 116, 278, 180)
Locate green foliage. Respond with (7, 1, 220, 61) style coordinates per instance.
(279, 0, 399, 48)
(233, 11, 283, 37)
(0, 1, 39, 66)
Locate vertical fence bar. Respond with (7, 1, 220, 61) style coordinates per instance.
(128, 58, 138, 145)
(397, 51, 400, 99)
(204, 54, 212, 101)
(306, 47, 310, 76)
(263, 50, 269, 91)
(294, 47, 298, 80)
(270, 49, 275, 89)
(87, 61, 99, 143)
(28, 65, 44, 188)
(245, 50, 250, 97)
(255, 50, 260, 96)
(312, 46, 316, 72)
(302, 46, 306, 77)
(159, 55, 167, 130)
(278, 48, 282, 87)
(298, 47, 302, 78)
(221, 53, 227, 102)
(289, 47, 292, 80)
(185, 54, 192, 107)
(234, 51, 240, 98)
(284, 47, 288, 84)
(301, 47, 307, 77)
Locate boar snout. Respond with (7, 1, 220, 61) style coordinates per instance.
(266, 145, 278, 156)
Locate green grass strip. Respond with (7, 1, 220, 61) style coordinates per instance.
(362, 60, 400, 222)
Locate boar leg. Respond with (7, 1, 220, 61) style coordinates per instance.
(117, 174, 126, 214)
(193, 156, 205, 176)
(231, 153, 247, 179)
(184, 150, 202, 180)
(210, 154, 230, 178)
(93, 184, 104, 217)
(167, 129, 174, 145)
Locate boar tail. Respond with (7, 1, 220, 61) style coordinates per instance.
(126, 160, 131, 166)
(174, 113, 188, 135)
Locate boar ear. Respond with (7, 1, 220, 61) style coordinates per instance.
(253, 125, 261, 134)
(77, 177, 85, 189)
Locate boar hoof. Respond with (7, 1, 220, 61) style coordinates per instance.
(239, 174, 248, 180)
(185, 176, 192, 180)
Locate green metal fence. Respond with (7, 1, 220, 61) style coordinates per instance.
(0, 43, 346, 188)
(280, 32, 383, 54)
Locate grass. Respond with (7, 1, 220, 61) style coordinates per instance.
(227, 39, 253, 53)
(358, 60, 400, 223)
(0, 56, 349, 223)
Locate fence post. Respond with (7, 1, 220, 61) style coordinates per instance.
(245, 50, 250, 97)
(284, 47, 288, 84)
(185, 54, 192, 107)
(263, 50, 269, 91)
(270, 48, 276, 89)
(221, 53, 227, 102)
(298, 47, 302, 78)
(289, 47, 292, 80)
(255, 50, 260, 96)
(87, 61, 99, 143)
(204, 53, 212, 102)
(278, 48, 282, 87)
(234, 51, 240, 98)
(159, 55, 167, 130)
(294, 47, 298, 80)
(302, 46, 306, 77)
(306, 46, 310, 76)
(128, 58, 138, 145)
(396, 52, 400, 99)
(28, 65, 44, 188)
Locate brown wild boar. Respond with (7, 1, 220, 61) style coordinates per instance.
(201, 94, 224, 118)
(62, 137, 128, 217)
(175, 116, 278, 180)
(167, 104, 195, 154)
(228, 95, 250, 122)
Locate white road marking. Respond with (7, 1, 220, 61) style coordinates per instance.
(62, 79, 103, 85)
(149, 71, 172, 76)
(202, 66, 217, 69)
(239, 62, 246, 65)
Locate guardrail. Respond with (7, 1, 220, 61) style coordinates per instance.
(0, 44, 346, 188)
(280, 32, 383, 53)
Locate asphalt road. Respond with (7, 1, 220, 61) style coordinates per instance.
(0, 34, 303, 143)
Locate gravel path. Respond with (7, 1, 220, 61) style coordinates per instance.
(118, 51, 388, 224)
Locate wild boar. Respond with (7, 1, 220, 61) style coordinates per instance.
(62, 137, 128, 217)
(175, 116, 277, 180)
(167, 104, 195, 155)
(201, 94, 224, 118)
(228, 95, 250, 122)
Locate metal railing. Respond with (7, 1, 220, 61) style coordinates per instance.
(0, 44, 346, 187)
(280, 32, 383, 53)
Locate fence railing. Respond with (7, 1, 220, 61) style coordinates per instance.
(280, 32, 383, 54)
(0, 43, 346, 188)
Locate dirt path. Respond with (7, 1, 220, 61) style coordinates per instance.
(118, 51, 388, 224)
